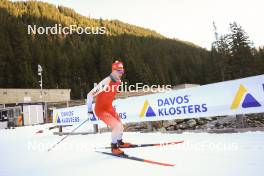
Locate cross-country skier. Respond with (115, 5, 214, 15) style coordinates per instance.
(87, 60, 131, 155)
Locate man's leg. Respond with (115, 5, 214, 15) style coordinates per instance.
(96, 111, 124, 155)
(110, 111, 131, 148)
(96, 111, 123, 141)
(112, 111, 124, 142)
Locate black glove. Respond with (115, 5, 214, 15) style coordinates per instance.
(88, 111, 94, 115)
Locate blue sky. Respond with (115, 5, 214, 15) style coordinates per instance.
(24, 0, 264, 49)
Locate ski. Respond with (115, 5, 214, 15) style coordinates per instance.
(97, 140, 184, 149)
(95, 151, 175, 167)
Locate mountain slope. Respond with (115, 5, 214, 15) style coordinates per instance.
(0, 0, 210, 98)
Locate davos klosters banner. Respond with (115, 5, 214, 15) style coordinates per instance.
(53, 74, 264, 125)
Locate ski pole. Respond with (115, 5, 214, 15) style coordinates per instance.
(48, 118, 90, 152)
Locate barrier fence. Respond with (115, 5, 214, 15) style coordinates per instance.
(53, 74, 264, 126)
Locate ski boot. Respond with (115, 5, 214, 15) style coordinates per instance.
(111, 143, 124, 155)
(117, 139, 133, 148)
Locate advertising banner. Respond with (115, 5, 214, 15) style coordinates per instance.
(53, 75, 264, 125)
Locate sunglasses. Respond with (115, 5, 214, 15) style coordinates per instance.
(116, 69, 125, 74)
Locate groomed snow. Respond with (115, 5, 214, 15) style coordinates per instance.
(0, 123, 263, 176)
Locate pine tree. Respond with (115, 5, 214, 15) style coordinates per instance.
(228, 22, 254, 79)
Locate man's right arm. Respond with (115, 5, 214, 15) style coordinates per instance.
(86, 77, 111, 113)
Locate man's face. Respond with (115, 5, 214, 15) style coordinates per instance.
(114, 69, 124, 79)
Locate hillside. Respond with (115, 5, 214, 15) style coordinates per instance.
(1, 0, 262, 99)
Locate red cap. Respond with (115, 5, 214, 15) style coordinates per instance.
(112, 60, 124, 71)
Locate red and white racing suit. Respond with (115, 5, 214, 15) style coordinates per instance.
(87, 75, 123, 144)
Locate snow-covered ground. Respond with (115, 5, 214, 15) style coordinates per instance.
(0, 123, 263, 176)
